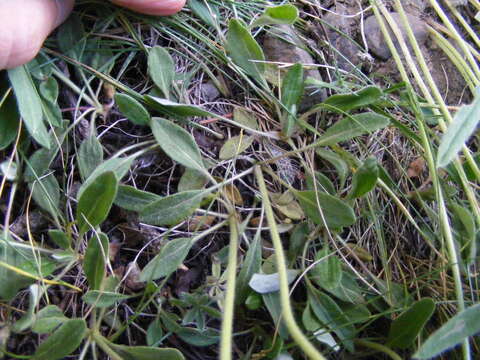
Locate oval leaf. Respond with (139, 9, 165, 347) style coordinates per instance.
(388, 298, 435, 349)
(76, 171, 118, 234)
(115, 185, 161, 212)
(78, 135, 103, 181)
(322, 86, 383, 113)
(252, 4, 299, 27)
(219, 135, 254, 160)
(151, 117, 206, 173)
(140, 190, 205, 226)
(347, 157, 379, 199)
(8, 66, 50, 148)
(281, 63, 304, 137)
(437, 89, 480, 168)
(148, 46, 175, 99)
(311, 247, 342, 291)
(140, 237, 194, 282)
(33, 319, 87, 360)
(115, 93, 151, 126)
(108, 343, 185, 360)
(227, 19, 265, 81)
(249, 270, 299, 294)
(82, 290, 132, 308)
(295, 190, 356, 228)
(318, 112, 390, 146)
(414, 303, 480, 359)
(83, 233, 109, 290)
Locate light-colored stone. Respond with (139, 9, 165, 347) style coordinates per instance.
(364, 12, 429, 60)
(262, 25, 326, 109)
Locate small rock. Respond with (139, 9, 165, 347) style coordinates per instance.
(124, 262, 145, 291)
(262, 25, 326, 109)
(10, 210, 48, 238)
(364, 12, 428, 60)
(385, 0, 428, 13)
(200, 81, 220, 102)
(322, 3, 361, 72)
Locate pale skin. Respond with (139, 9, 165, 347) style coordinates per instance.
(0, 0, 186, 70)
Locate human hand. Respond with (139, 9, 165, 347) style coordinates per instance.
(0, 0, 186, 70)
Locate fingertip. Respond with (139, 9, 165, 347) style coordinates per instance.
(111, 0, 186, 16)
(0, 0, 74, 70)
(54, 0, 75, 27)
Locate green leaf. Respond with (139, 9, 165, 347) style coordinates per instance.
(322, 86, 383, 113)
(280, 63, 304, 138)
(48, 230, 71, 250)
(219, 135, 254, 160)
(226, 19, 265, 82)
(249, 270, 298, 294)
(115, 93, 151, 126)
(151, 117, 206, 173)
(78, 156, 133, 198)
(140, 237, 193, 282)
(82, 290, 132, 308)
(33, 319, 87, 360)
(311, 247, 342, 291)
(234, 107, 258, 130)
(12, 284, 41, 333)
(30, 174, 60, 219)
(318, 112, 390, 146)
(78, 135, 103, 181)
(146, 319, 164, 346)
(308, 289, 355, 352)
(38, 78, 62, 127)
(148, 46, 175, 99)
(437, 88, 480, 168)
(83, 233, 109, 290)
(114, 185, 161, 212)
(414, 303, 480, 359)
(387, 298, 435, 349)
(236, 235, 262, 304)
(306, 171, 336, 195)
(24, 148, 53, 182)
(145, 96, 214, 118)
(288, 222, 309, 262)
(178, 168, 208, 192)
(0, 76, 20, 150)
(32, 305, 67, 334)
(252, 4, 299, 27)
(347, 157, 379, 199)
(76, 171, 118, 234)
(8, 66, 50, 148)
(0, 239, 44, 300)
(262, 292, 289, 339)
(316, 149, 350, 189)
(295, 190, 356, 228)
(325, 271, 364, 304)
(140, 190, 204, 226)
(189, 0, 219, 27)
(107, 343, 185, 360)
(57, 15, 85, 60)
(176, 327, 219, 347)
(450, 203, 477, 265)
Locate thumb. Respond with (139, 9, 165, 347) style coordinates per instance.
(0, 0, 74, 70)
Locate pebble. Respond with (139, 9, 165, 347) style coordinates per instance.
(364, 12, 429, 60)
(263, 25, 326, 109)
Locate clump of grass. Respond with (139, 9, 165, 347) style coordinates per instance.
(0, 0, 479, 359)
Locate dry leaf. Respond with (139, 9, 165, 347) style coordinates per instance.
(407, 157, 426, 178)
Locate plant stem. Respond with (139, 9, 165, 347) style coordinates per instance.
(355, 339, 402, 360)
(92, 332, 123, 360)
(254, 166, 325, 360)
(219, 215, 239, 360)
